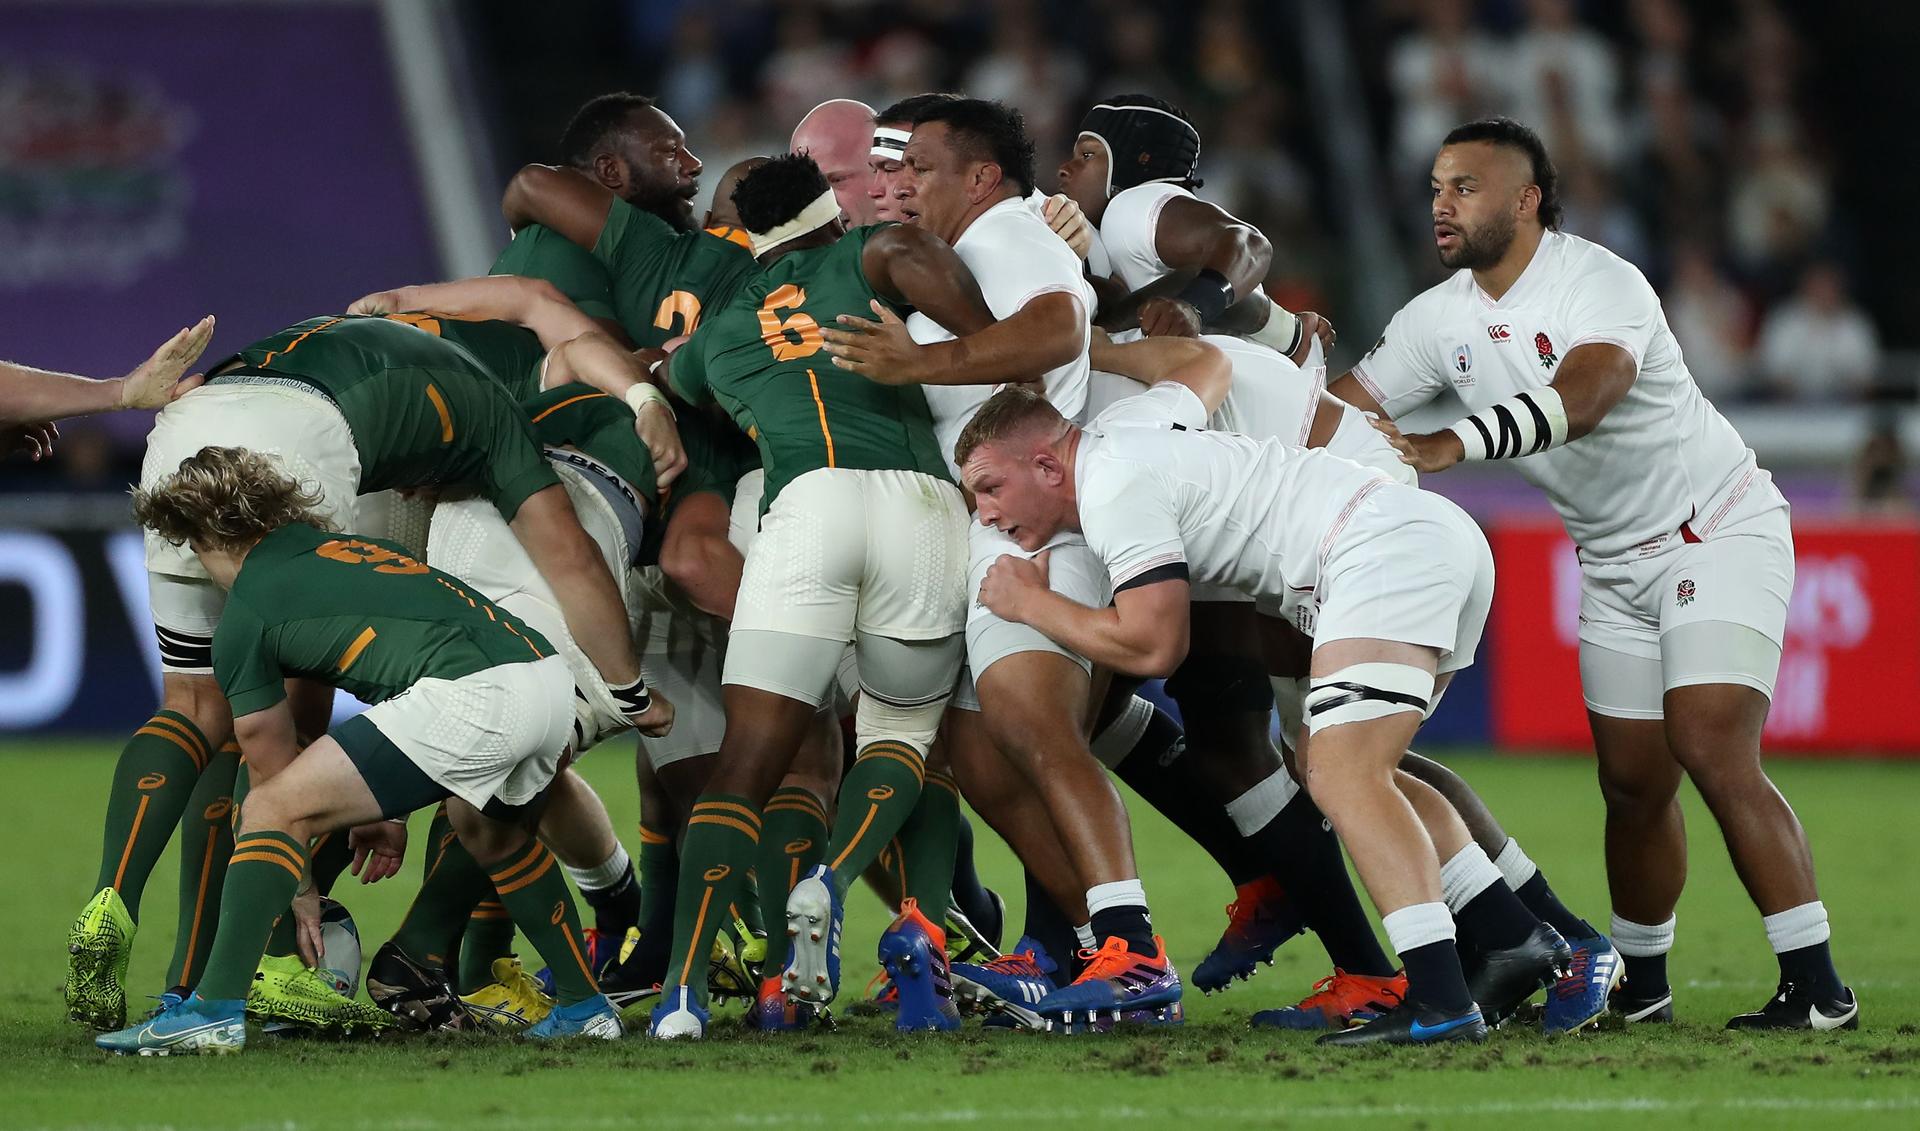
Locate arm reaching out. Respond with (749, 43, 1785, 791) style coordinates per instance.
(350, 277, 597, 350)
(1, 316, 214, 427)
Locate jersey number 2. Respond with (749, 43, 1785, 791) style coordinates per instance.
(756, 284, 823, 361)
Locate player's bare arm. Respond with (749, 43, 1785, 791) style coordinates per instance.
(350, 276, 600, 349)
(1127, 196, 1270, 338)
(822, 291, 1083, 386)
(1370, 342, 1637, 474)
(544, 333, 687, 486)
(980, 556, 1191, 677)
(1087, 332, 1232, 415)
(0, 315, 214, 428)
(657, 492, 745, 621)
(502, 164, 616, 247)
(509, 486, 675, 738)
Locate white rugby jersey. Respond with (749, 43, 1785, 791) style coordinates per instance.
(1352, 229, 1767, 562)
(1098, 181, 1189, 291)
(912, 196, 1095, 476)
(1086, 332, 1408, 482)
(1074, 393, 1390, 605)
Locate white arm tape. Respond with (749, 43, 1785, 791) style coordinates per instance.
(1446, 386, 1568, 461)
(1249, 298, 1302, 356)
(625, 381, 673, 419)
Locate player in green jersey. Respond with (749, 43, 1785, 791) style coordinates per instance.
(641, 154, 1019, 1039)
(64, 313, 671, 1034)
(501, 93, 759, 348)
(95, 447, 621, 1054)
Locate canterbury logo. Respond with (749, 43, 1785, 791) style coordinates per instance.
(203, 798, 232, 821)
(703, 865, 732, 882)
(785, 838, 814, 855)
(549, 901, 566, 925)
(137, 773, 168, 790)
(867, 785, 896, 802)
(1487, 323, 1511, 341)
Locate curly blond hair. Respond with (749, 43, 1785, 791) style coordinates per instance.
(132, 446, 333, 552)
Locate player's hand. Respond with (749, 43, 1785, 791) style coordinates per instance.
(120, 316, 215, 410)
(291, 884, 325, 968)
(1290, 311, 1336, 366)
(978, 550, 1050, 622)
(628, 689, 676, 738)
(348, 820, 407, 884)
(633, 402, 688, 488)
(1370, 416, 1464, 474)
(1137, 297, 1202, 339)
(1042, 193, 1092, 260)
(3, 422, 58, 461)
(346, 289, 406, 316)
(822, 301, 923, 384)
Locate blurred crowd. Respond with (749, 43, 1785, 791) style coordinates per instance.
(478, 0, 1889, 407)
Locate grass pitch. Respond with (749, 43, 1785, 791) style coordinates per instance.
(1, 740, 1915, 1129)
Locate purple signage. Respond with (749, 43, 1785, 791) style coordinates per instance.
(0, 1, 441, 442)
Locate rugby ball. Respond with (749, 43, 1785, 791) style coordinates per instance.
(317, 897, 363, 997)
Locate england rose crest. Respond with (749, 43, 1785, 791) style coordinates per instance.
(1676, 578, 1696, 606)
(1535, 331, 1558, 369)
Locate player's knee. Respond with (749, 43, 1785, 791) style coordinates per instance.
(1595, 755, 1682, 812)
(159, 672, 233, 738)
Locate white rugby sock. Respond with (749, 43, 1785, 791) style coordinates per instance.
(1381, 901, 1456, 955)
(1438, 844, 1503, 912)
(1086, 879, 1150, 917)
(1493, 836, 1539, 890)
(1762, 901, 1831, 953)
(1224, 767, 1297, 836)
(1074, 923, 1097, 949)
(1610, 913, 1676, 957)
(563, 843, 631, 893)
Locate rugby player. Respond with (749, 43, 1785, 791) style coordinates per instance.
(97, 448, 619, 1053)
(63, 314, 670, 1032)
(1065, 96, 1618, 1031)
(1336, 117, 1856, 1030)
(958, 378, 1578, 1046)
(641, 154, 1007, 1038)
(793, 99, 880, 224)
(840, 97, 1184, 1031)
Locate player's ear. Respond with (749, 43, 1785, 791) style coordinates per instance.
(592, 152, 625, 192)
(1517, 182, 1540, 222)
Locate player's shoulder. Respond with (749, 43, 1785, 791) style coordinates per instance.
(967, 197, 1075, 259)
(1541, 230, 1656, 298)
(1396, 267, 1478, 325)
(1102, 181, 1191, 232)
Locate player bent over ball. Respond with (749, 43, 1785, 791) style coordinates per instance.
(962, 383, 1565, 1047)
(97, 448, 622, 1054)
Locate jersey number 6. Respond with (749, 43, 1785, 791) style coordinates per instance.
(756, 284, 823, 362)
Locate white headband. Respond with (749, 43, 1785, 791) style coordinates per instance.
(870, 125, 912, 159)
(748, 188, 842, 256)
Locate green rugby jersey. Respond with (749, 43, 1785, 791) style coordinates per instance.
(231, 315, 558, 519)
(214, 524, 553, 717)
(522, 383, 658, 503)
(592, 198, 760, 348)
(667, 225, 950, 513)
(490, 222, 618, 323)
(377, 312, 548, 401)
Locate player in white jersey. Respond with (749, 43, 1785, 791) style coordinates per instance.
(829, 97, 1185, 1026)
(956, 382, 1577, 1046)
(1333, 117, 1855, 1032)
